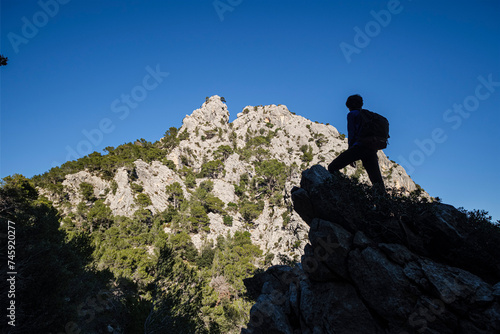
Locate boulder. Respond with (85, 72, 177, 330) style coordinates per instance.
(242, 165, 500, 334)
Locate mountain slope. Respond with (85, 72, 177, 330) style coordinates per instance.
(37, 95, 424, 262)
(8, 95, 489, 333)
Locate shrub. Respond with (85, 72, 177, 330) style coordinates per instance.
(136, 193, 152, 207)
(163, 159, 176, 170)
(214, 145, 233, 161)
(87, 200, 113, 231)
(165, 182, 184, 209)
(223, 215, 233, 226)
(189, 204, 210, 232)
(300, 145, 313, 163)
(254, 159, 287, 195)
(199, 160, 224, 178)
(239, 200, 264, 224)
(185, 171, 196, 188)
(110, 180, 118, 195)
(234, 184, 245, 197)
(282, 211, 291, 227)
(196, 246, 215, 268)
(178, 130, 189, 141)
(162, 127, 179, 150)
(169, 231, 198, 262)
(227, 202, 238, 212)
(205, 194, 225, 214)
(264, 253, 275, 266)
(80, 182, 96, 202)
(131, 182, 144, 193)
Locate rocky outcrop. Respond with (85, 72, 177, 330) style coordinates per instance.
(173, 95, 420, 193)
(180, 95, 230, 134)
(242, 165, 500, 334)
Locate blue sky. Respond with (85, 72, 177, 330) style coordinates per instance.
(1, 0, 499, 221)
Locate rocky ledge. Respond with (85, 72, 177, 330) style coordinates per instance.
(242, 165, 500, 334)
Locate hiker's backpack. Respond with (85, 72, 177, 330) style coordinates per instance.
(358, 109, 390, 150)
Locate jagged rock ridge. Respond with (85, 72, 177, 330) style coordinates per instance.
(41, 95, 425, 263)
(242, 165, 500, 333)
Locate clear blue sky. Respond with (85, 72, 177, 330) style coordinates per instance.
(1, 0, 499, 221)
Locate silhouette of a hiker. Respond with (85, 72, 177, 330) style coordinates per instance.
(328, 94, 385, 191)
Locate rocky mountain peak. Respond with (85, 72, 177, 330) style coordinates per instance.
(180, 95, 229, 133)
(234, 104, 294, 129)
(41, 96, 430, 268)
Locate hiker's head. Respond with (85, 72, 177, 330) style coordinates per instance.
(346, 94, 363, 111)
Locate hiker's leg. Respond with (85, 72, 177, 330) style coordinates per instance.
(360, 149, 385, 190)
(328, 146, 363, 173)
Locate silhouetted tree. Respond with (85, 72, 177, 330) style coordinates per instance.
(0, 174, 104, 333)
(0, 54, 8, 66)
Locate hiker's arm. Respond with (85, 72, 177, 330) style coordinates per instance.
(347, 113, 353, 148)
(347, 112, 358, 148)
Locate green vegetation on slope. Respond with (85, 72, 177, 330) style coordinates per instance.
(1, 174, 265, 333)
(5, 116, 499, 333)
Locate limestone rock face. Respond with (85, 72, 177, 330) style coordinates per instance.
(45, 96, 429, 264)
(180, 95, 230, 135)
(106, 167, 135, 217)
(242, 166, 500, 334)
